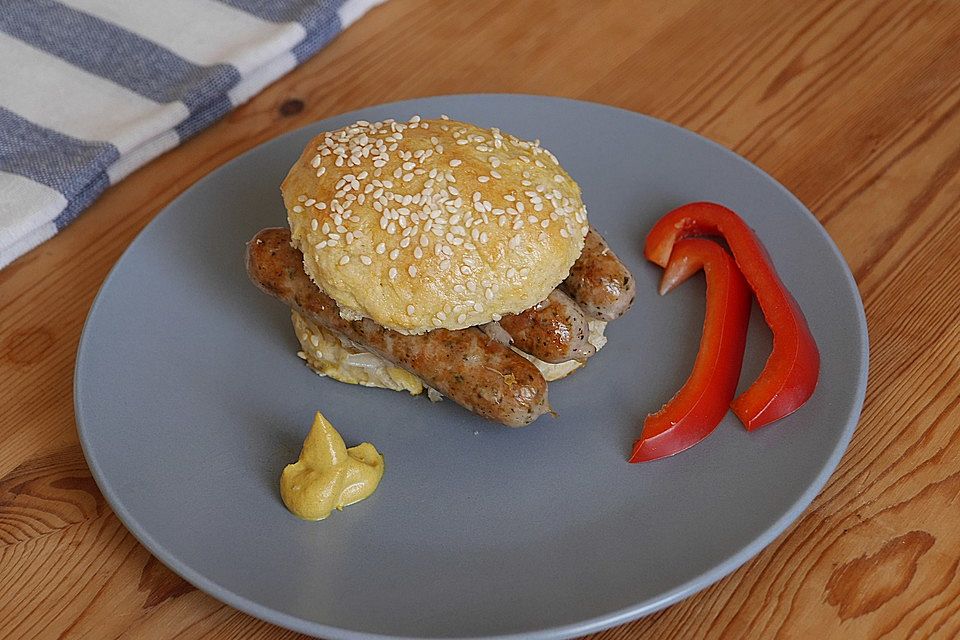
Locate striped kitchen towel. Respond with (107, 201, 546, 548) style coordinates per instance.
(0, 0, 384, 269)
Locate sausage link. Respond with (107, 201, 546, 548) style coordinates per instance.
(246, 228, 550, 427)
(498, 290, 596, 363)
(561, 226, 636, 321)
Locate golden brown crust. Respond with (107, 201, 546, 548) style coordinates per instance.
(282, 116, 588, 334)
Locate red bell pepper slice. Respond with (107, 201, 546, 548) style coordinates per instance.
(644, 202, 820, 430)
(630, 238, 752, 462)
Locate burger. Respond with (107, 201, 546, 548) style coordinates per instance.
(246, 115, 634, 426)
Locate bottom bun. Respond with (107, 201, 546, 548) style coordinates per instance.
(291, 311, 607, 395)
(292, 311, 427, 396)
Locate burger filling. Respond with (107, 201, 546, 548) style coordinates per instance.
(292, 309, 607, 393)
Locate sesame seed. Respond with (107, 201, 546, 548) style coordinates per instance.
(449, 158, 462, 167)
(314, 202, 327, 210)
(361, 255, 372, 265)
(403, 173, 414, 182)
(389, 267, 398, 280)
(559, 228, 569, 238)
(490, 170, 502, 179)
(439, 259, 451, 270)
(457, 313, 467, 323)
(310, 219, 318, 231)
(477, 176, 489, 183)
(390, 248, 400, 260)
(292, 205, 303, 213)
(407, 304, 416, 315)
(339, 256, 350, 265)
(408, 265, 417, 277)
(414, 246, 423, 259)
(376, 242, 386, 254)
(485, 288, 494, 300)
(311, 155, 322, 168)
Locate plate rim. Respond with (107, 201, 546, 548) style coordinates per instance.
(75, 93, 869, 640)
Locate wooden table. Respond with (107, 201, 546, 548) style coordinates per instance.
(2, 1, 958, 637)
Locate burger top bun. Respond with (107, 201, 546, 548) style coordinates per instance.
(283, 116, 589, 334)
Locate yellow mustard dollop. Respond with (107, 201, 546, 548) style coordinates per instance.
(280, 411, 384, 521)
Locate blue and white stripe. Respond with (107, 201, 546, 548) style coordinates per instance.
(0, 0, 383, 268)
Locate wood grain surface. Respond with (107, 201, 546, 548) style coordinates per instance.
(2, 0, 959, 638)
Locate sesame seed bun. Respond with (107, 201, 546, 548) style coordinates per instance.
(283, 116, 589, 334)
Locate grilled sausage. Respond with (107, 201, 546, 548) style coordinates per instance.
(246, 228, 550, 427)
(561, 226, 636, 321)
(498, 289, 596, 363)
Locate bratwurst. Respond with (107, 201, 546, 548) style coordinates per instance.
(562, 226, 636, 321)
(247, 228, 550, 427)
(498, 289, 596, 363)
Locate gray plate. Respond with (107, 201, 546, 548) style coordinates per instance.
(75, 95, 868, 640)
